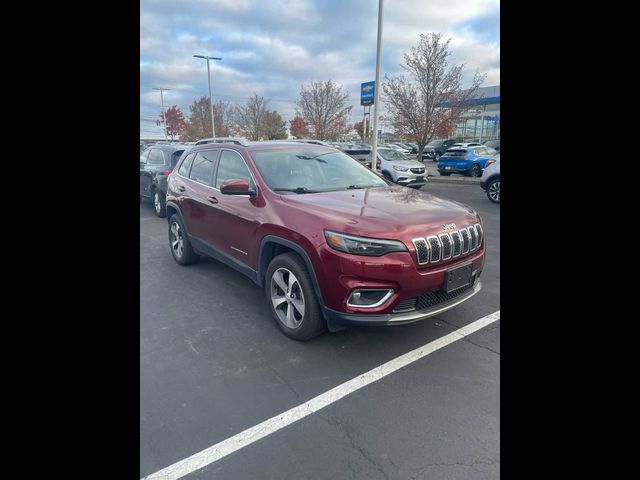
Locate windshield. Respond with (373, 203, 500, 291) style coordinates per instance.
(427, 140, 444, 147)
(378, 149, 407, 161)
(443, 149, 468, 157)
(251, 148, 387, 194)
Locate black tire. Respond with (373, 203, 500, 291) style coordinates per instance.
(486, 177, 500, 203)
(439, 172, 451, 176)
(153, 188, 167, 218)
(265, 252, 326, 341)
(168, 214, 199, 265)
(468, 164, 481, 177)
(382, 171, 393, 182)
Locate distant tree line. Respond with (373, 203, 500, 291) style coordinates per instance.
(159, 32, 484, 150)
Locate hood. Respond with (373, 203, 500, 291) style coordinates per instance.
(386, 160, 425, 168)
(280, 186, 480, 244)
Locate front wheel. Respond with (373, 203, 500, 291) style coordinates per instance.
(382, 171, 393, 182)
(265, 252, 326, 341)
(486, 177, 500, 203)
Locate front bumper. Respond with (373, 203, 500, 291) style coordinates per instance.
(324, 277, 482, 326)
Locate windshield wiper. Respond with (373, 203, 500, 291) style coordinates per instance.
(346, 184, 370, 189)
(272, 187, 320, 194)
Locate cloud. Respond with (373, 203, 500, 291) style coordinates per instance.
(140, 0, 500, 134)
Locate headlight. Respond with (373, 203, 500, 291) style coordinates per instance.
(324, 230, 408, 256)
(393, 165, 409, 172)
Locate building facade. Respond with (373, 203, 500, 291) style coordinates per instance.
(453, 85, 500, 142)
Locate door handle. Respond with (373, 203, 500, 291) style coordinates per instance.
(178, 186, 186, 192)
(208, 196, 218, 204)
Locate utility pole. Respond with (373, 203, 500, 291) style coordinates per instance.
(370, 0, 384, 173)
(193, 54, 222, 138)
(152, 87, 170, 141)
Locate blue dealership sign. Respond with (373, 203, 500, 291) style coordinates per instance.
(361, 81, 375, 106)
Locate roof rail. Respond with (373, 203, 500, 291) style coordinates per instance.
(194, 137, 249, 146)
(270, 139, 330, 146)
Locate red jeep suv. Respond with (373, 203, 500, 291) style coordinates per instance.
(165, 139, 485, 340)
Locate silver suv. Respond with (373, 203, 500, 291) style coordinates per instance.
(377, 147, 427, 188)
(480, 153, 500, 203)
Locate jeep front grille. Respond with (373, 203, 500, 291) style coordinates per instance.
(412, 224, 482, 266)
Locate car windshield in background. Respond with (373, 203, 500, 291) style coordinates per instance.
(251, 148, 387, 194)
(379, 149, 407, 161)
(427, 140, 444, 147)
(443, 149, 467, 157)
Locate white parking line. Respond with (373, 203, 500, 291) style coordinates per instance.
(141, 310, 500, 480)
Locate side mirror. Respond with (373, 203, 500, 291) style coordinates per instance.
(220, 178, 256, 197)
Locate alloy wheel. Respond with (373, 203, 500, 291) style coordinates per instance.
(170, 221, 184, 258)
(270, 268, 305, 329)
(488, 180, 500, 202)
(154, 191, 162, 214)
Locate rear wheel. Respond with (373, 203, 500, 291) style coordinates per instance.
(469, 164, 481, 177)
(486, 177, 500, 203)
(153, 189, 166, 218)
(168, 214, 199, 265)
(265, 252, 326, 341)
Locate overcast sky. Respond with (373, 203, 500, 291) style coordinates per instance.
(140, 0, 500, 137)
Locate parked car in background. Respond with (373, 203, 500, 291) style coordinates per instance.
(377, 147, 427, 188)
(451, 142, 482, 148)
(165, 139, 485, 340)
(386, 143, 411, 155)
(480, 153, 500, 203)
(140, 144, 187, 217)
(402, 143, 418, 154)
(422, 139, 457, 161)
(437, 146, 497, 177)
(339, 143, 373, 167)
(482, 139, 500, 151)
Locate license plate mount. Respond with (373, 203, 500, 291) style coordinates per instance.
(444, 263, 473, 293)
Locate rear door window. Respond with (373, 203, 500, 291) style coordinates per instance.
(170, 150, 185, 168)
(189, 151, 218, 186)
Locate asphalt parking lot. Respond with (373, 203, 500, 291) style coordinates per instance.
(140, 182, 500, 480)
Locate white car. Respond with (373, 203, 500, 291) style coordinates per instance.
(377, 147, 427, 188)
(480, 153, 500, 203)
(385, 143, 411, 155)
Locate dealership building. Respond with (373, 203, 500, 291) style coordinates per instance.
(452, 85, 500, 142)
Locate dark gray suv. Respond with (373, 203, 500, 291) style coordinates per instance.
(140, 144, 187, 217)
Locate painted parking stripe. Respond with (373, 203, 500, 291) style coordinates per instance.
(141, 310, 500, 480)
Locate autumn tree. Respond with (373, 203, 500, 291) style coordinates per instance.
(382, 32, 485, 159)
(353, 120, 365, 141)
(261, 110, 287, 139)
(295, 80, 352, 140)
(183, 97, 234, 141)
(160, 105, 186, 140)
(233, 93, 270, 141)
(289, 115, 309, 138)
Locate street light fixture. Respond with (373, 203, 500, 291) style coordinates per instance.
(152, 87, 170, 141)
(193, 54, 222, 138)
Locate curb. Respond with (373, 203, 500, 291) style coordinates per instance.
(427, 176, 481, 185)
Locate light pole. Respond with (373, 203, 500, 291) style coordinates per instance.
(370, 0, 384, 173)
(193, 54, 222, 138)
(152, 87, 170, 141)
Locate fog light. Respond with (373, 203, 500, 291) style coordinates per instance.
(347, 289, 394, 308)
